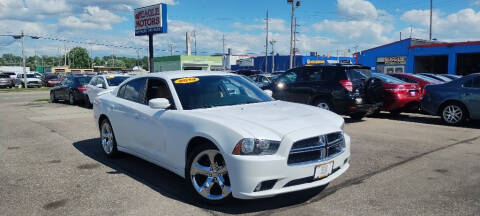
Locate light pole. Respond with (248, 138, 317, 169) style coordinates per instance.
(287, 0, 300, 69)
(270, 40, 276, 73)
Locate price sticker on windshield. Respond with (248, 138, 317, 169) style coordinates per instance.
(175, 77, 199, 84)
(106, 76, 115, 79)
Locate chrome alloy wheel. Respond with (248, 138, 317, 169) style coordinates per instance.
(316, 102, 330, 110)
(190, 149, 231, 200)
(101, 122, 114, 154)
(442, 104, 463, 124)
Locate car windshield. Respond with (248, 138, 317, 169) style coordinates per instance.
(76, 76, 92, 85)
(413, 74, 441, 83)
(347, 69, 371, 81)
(373, 73, 406, 84)
(172, 75, 273, 110)
(106, 76, 129, 86)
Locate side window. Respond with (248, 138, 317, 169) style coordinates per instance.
(117, 84, 126, 98)
(145, 78, 173, 105)
(122, 78, 147, 103)
(99, 77, 106, 86)
(306, 69, 324, 81)
(464, 77, 480, 88)
(279, 71, 298, 83)
(90, 77, 98, 85)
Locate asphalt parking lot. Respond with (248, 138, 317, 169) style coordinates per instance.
(1, 91, 479, 216)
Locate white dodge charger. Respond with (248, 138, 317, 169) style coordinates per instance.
(93, 71, 350, 204)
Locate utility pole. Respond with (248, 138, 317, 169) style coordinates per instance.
(222, 34, 226, 70)
(193, 31, 197, 56)
(429, 0, 433, 41)
(111, 48, 115, 68)
(400, 32, 402, 40)
(293, 17, 299, 67)
(270, 40, 276, 73)
(265, 10, 269, 73)
(21, 31, 27, 88)
(288, 0, 300, 69)
(169, 43, 174, 56)
(136, 49, 140, 67)
(64, 45, 67, 66)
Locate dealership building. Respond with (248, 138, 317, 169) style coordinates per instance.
(356, 38, 480, 75)
(232, 55, 355, 72)
(153, 55, 222, 72)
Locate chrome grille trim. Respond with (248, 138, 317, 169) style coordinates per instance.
(287, 132, 345, 166)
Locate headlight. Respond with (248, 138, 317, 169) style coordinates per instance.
(232, 138, 280, 155)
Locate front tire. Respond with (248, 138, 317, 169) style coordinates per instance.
(100, 119, 119, 158)
(186, 144, 232, 204)
(68, 93, 75, 105)
(313, 98, 334, 111)
(441, 102, 467, 125)
(50, 92, 57, 103)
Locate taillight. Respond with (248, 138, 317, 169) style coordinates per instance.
(77, 85, 87, 92)
(339, 80, 353, 92)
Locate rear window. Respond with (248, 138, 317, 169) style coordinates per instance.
(373, 73, 406, 84)
(75, 77, 92, 85)
(413, 74, 440, 83)
(347, 69, 371, 81)
(0, 74, 9, 78)
(106, 76, 129, 86)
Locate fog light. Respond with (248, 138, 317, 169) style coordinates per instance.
(344, 158, 349, 165)
(253, 179, 278, 192)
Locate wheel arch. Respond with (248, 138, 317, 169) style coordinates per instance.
(309, 93, 334, 106)
(437, 99, 470, 118)
(185, 136, 219, 165)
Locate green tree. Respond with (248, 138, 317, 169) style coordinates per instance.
(105, 58, 126, 68)
(68, 47, 91, 69)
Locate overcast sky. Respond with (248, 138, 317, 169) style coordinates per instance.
(1, 0, 479, 58)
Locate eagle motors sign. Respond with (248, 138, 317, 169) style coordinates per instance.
(134, 4, 167, 36)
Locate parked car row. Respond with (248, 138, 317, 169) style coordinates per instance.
(50, 74, 130, 107)
(249, 64, 476, 125)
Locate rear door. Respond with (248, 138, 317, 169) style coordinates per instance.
(462, 77, 480, 119)
(112, 77, 147, 154)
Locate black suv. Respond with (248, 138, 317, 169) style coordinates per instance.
(271, 64, 384, 120)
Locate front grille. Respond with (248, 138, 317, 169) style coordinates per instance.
(28, 81, 39, 84)
(287, 132, 344, 165)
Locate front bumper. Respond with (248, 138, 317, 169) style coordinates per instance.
(225, 131, 351, 199)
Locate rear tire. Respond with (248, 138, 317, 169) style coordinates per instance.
(390, 109, 402, 116)
(100, 119, 119, 158)
(84, 96, 93, 108)
(441, 102, 467, 126)
(185, 143, 232, 205)
(350, 112, 366, 120)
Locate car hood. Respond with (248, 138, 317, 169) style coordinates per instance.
(188, 100, 344, 139)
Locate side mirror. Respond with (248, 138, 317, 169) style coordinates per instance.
(149, 98, 171, 109)
(264, 89, 273, 97)
(96, 84, 104, 89)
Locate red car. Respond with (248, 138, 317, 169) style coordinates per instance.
(373, 73, 422, 115)
(388, 73, 442, 96)
(46, 78, 63, 87)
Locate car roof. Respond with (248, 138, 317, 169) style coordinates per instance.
(97, 74, 130, 78)
(133, 70, 233, 80)
(302, 64, 370, 69)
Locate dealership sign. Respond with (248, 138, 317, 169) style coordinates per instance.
(382, 56, 406, 65)
(134, 4, 168, 36)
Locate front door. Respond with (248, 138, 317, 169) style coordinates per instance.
(130, 78, 174, 164)
(462, 77, 480, 119)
